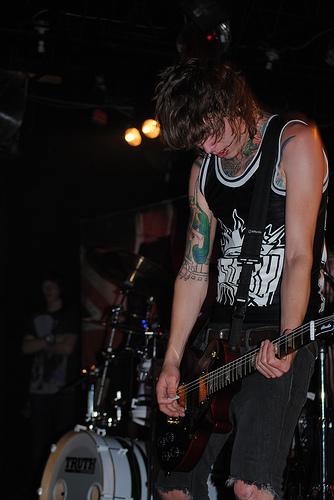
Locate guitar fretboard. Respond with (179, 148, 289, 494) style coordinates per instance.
(179, 315, 334, 400)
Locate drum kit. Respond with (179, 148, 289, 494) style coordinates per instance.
(37, 249, 173, 500)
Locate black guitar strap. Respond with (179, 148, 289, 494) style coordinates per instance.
(228, 114, 287, 351)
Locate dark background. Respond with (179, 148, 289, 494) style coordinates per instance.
(2, 1, 334, 497)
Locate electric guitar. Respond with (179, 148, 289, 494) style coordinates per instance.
(156, 314, 334, 473)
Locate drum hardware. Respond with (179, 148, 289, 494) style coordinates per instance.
(315, 340, 331, 499)
(131, 349, 154, 428)
(86, 248, 173, 299)
(313, 269, 334, 499)
(87, 392, 126, 437)
(285, 337, 334, 500)
(84, 364, 98, 424)
(284, 269, 334, 499)
(114, 390, 124, 422)
(121, 296, 161, 356)
(84, 352, 135, 434)
(144, 326, 161, 500)
(85, 248, 173, 336)
(94, 305, 124, 409)
(83, 296, 147, 433)
(82, 365, 109, 433)
(88, 257, 165, 432)
(83, 248, 172, 497)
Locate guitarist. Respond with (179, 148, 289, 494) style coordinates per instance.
(154, 58, 328, 500)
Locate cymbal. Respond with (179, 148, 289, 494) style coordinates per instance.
(86, 248, 173, 298)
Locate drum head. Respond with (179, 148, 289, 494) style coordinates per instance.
(39, 429, 147, 500)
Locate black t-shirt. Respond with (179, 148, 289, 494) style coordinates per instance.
(28, 307, 79, 395)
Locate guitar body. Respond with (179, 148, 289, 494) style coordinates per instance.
(155, 314, 334, 473)
(156, 339, 239, 472)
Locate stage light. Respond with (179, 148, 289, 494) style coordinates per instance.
(124, 127, 142, 147)
(141, 119, 160, 139)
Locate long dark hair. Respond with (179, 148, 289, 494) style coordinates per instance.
(154, 58, 260, 151)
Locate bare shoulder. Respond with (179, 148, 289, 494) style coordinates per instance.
(280, 119, 326, 185)
(281, 120, 323, 151)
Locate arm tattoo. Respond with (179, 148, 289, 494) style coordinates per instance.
(178, 179, 212, 281)
(178, 260, 208, 281)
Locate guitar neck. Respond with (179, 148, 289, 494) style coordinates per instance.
(178, 315, 334, 402)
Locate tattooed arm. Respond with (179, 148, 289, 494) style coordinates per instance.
(156, 157, 217, 417)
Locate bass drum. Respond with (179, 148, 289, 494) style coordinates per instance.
(38, 428, 147, 500)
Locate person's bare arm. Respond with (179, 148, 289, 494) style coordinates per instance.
(256, 122, 326, 378)
(156, 157, 217, 416)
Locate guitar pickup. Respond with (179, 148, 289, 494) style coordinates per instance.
(167, 417, 180, 424)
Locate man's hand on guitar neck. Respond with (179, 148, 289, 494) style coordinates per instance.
(256, 337, 297, 379)
(156, 363, 186, 418)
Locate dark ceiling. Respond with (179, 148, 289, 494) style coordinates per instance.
(1, 0, 334, 118)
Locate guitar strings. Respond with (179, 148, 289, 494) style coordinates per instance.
(178, 326, 300, 396)
(179, 322, 307, 396)
(178, 316, 332, 397)
(180, 317, 330, 396)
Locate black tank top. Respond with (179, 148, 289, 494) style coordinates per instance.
(199, 115, 328, 326)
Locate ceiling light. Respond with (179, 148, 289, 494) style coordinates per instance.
(141, 119, 160, 139)
(124, 128, 142, 147)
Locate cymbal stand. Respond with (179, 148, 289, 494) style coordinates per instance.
(95, 303, 124, 412)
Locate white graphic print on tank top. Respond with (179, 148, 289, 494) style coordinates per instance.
(217, 209, 285, 306)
